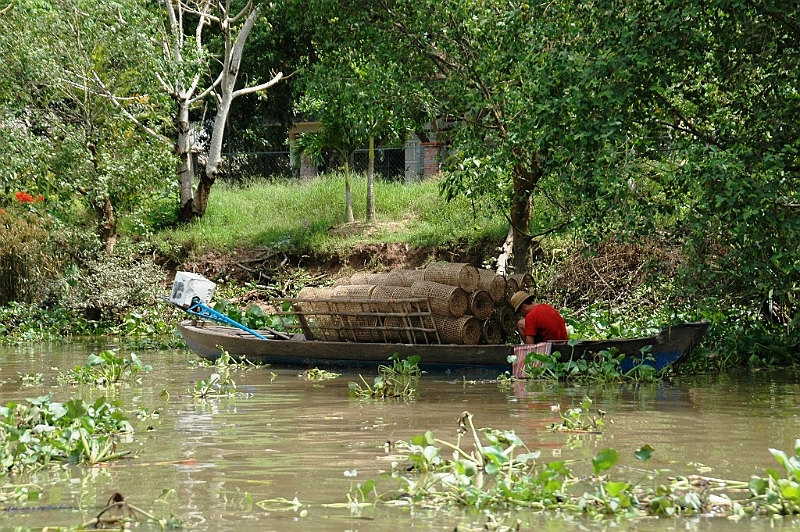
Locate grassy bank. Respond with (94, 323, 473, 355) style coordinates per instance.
(154, 174, 510, 257)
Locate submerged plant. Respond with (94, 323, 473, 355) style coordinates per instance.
(348, 354, 423, 399)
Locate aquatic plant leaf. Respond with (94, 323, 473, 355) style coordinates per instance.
(778, 480, 800, 503)
(634, 445, 654, 463)
(592, 448, 619, 475)
(422, 445, 440, 464)
(411, 431, 435, 447)
(770, 448, 792, 474)
(605, 481, 629, 497)
(749, 477, 768, 496)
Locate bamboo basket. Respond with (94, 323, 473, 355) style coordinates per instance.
(383, 315, 438, 344)
(385, 268, 425, 287)
(332, 284, 376, 299)
(505, 276, 519, 303)
(481, 318, 504, 345)
(350, 271, 390, 285)
(371, 285, 413, 313)
(410, 280, 468, 318)
(477, 270, 507, 302)
(294, 289, 339, 341)
(423, 262, 480, 292)
(508, 273, 534, 293)
(432, 315, 481, 345)
(467, 290, 494, 321)
(495, 304, 518, 335)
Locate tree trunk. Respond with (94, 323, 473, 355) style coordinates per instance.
(344, 160, 354, 223)
(510, 160, 541, 273)
(366, 135, 375, 222)
(96, 196, 118, 256)
(175, 100, 196, 222)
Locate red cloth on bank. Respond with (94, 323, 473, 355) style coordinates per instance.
(523, 304, 568, 343)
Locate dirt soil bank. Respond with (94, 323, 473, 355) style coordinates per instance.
(178, 239, 502, 285)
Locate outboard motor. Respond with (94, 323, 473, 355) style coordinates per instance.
(169, 272, 269, 340)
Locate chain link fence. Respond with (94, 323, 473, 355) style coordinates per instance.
(216, 147, 416, 182)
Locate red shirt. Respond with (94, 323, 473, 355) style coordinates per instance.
(524, 304, 568, 343)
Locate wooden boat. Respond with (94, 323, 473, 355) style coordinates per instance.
(178, 317, 709, 378)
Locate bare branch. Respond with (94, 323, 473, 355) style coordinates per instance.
(233, 72, 283, 98)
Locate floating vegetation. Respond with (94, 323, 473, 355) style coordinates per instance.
(0, 395, 132, 472)
(81, 491, 183, 530)
(18, 372, 44, 387)
(299, 368, 341, 381)
(190, 372, 238, 399)
(348, 354, 423, 399)
(356, 415, 800, 518)
(516, 347, 659, 384)
(60, 350, 151, 386)
(548, 396, 606, 432)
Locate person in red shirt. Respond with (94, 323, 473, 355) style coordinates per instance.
(510, 291, 568, 344)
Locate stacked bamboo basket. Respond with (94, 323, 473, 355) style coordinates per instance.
(296, 263, 535, 346)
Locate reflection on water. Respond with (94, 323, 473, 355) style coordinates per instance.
(2, 344, 800, 530)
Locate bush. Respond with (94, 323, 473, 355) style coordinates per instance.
(60, 255, 166, 321)
(0, 210, 61, 306)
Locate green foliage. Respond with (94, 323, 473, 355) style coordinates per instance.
(0, 394, 132, 472)
(0, 0, 173, 248)
(62, 350, 151, 386)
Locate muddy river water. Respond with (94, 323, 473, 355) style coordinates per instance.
(2, 342, 800, 531)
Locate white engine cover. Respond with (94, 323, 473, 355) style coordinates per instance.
(169, 271, 216, 308)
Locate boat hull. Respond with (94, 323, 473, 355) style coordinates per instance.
(178, 320, 708, 377)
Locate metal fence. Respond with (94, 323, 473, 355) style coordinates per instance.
(216, 147, 413, 183)
(217, 151, 295, 183)
(349, 147, 408, 182)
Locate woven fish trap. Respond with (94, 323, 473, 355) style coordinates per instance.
(411, 280, 468, 318)
(370, 285, 413, 312)
(433, 315, 481, 345)
(295, 286, 335, 313)
(293, 293, 340, 341)
(338, 313, 382, 343)
(481, 318, 504, 345)
(467, 290, 494, 321)
(495, 304, 517, 335)
(385, 268, 425, 287)
(349, 272, 390, 285)
(508, 273, 534, 293)
(423, 262, 479, 292)
(505, 277, 519, 303)
(330, 285, 378, 317)
(477, 270, 507, 302)
(332, 284, 376, 299)
(383, 315, 435, 343)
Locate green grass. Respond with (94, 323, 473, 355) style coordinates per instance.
(155, 173, 509, 255)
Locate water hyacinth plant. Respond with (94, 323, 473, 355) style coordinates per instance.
(348, 354, 423, 399)
(62, 350, 151, 386)
(0, 395, 133, 472)
(360, 415, 800, 519)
